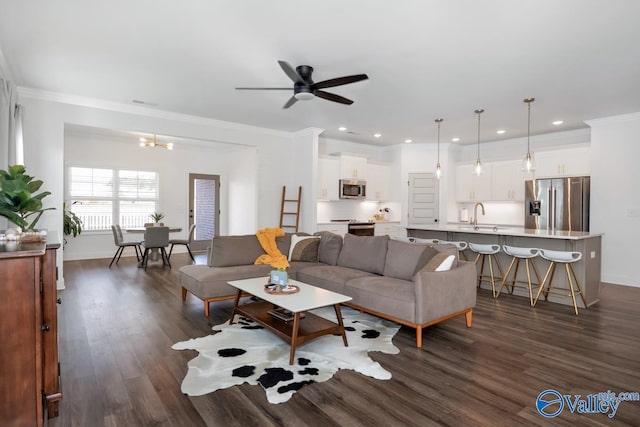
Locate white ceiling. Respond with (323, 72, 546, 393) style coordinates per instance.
(1, 0, 640, 147)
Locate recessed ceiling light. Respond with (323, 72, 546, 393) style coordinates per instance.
(338, 126, 347, 131)
(452, 137, 460, 142)
(373, 133, 382, 138)
(404, 139, 413, 143)
(496, 129, 506, 134)
(139, 137, 147, 142)
(552, 120, 563, 125)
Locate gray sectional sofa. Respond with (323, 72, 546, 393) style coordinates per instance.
(178, 231, 477, 347)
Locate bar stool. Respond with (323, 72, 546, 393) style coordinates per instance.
(468, 243, 503, 297)
(437, 240, 469, 260)
(534, 249, 587, 315)
(498, 245, 542, 305)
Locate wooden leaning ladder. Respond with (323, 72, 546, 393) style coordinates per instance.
(279, 186, 302, 233)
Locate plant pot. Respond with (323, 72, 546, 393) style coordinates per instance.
(270, 270, 288, 286)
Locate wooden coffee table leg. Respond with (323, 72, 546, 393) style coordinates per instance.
(289, 312, 301, 365)
(228, 289, 243, 324)
(334, 304, 349, 347)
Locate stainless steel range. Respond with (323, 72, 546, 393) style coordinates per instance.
(330, 219, 375, 236)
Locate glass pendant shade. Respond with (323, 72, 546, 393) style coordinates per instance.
(436, 162, 442, 179)
(474, 158, 483, 176)
(522, 151, 535, 173)
(521, 98, 536, 172)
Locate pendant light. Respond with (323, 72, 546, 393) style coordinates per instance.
(474, 109, 484, 176)
(521, 98, 536, 172)
(435, 118, 443, 179)
(139, 134, 174, 150)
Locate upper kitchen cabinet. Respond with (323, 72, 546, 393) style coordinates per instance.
(317, 157, 340, 200)
(491, 160, 527, 201)
(534, 146, 591, 178)
(456, 164, 491, 202)
(339, 155, 368, 179)
(366, 163, 390, 201)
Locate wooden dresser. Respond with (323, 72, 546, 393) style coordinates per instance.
(0, 233, 62, 427)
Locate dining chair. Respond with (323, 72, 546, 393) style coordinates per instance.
(141, 226, 171, 270)
(109, 225, 142, 268)
(168, 224, 196, 262)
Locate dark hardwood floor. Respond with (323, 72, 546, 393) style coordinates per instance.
(51, 254, 640, 426)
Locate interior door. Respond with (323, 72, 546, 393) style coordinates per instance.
(408, 173, 439, 225)
(188, 173, 220, 251)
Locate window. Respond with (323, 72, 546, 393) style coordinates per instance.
(68, 167, 158, 231)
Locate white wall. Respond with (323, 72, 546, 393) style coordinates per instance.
(62, 130, 249, 260)
(18, 90, 308, 288)
(588, 112, 640, 287)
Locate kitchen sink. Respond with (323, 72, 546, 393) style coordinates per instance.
(458, 225, 501, 232)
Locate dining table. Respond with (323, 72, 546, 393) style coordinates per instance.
(126, 226, 183, 264)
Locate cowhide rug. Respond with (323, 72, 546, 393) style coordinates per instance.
(172, 306, 400, 404)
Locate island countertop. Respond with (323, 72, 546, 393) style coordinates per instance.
(406, 224, 603, 240)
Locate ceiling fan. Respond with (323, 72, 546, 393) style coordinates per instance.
(235, 60, 369, 109)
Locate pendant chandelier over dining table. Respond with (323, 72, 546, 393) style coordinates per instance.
(139, 134, 173, 150)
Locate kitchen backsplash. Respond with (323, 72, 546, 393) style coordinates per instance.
(317, 200, 401, 223)
(453, 202, 524, 226)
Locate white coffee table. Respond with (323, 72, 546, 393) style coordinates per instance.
(228, 277, 353, 365)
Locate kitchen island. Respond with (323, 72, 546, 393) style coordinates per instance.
(407, 224, 602, 308)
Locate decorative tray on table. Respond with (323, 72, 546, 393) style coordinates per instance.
(264, 284, 300, 295)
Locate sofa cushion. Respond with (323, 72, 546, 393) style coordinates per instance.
(287, 261, 325, 280)
(208, 235, 265, 267)
(344, 276, 416, 323)
(296, 265, 376, 294)
(337, 234, 389, 275)
(424, 253, 456, 272)
(288, 234, 320, 262)
(383, 240, 440, 281)
(313, 231, 343, 266)
(179, 264, 272, 298)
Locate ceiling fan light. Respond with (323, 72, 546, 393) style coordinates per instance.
(294, 89, 315, 101)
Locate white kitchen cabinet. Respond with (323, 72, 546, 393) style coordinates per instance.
(339, 155, 368, 179)
(491, 160, 527, 201)
(456, 164, 491, 202)
(317, 157, 340, 200)
(534, 147, 591, 178)
(375, 222, 402, 237)
(365, 163, 390, 201)
(316, 223, 348, 236)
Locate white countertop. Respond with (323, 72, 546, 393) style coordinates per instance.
(407, 223, 603, 240)
(317, 221, 401, 225)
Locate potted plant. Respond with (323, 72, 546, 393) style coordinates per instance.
(63, 201, 83, 245)
(150, 211, 165, 225)
(0, 165, 55, 231)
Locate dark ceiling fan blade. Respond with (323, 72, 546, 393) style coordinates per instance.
(315, 90, 353, 105)
(314, 74, 368, 90)
(278, 60, 303, 83)
(235, 87, 291, 90)
(283, 96, 298, 109)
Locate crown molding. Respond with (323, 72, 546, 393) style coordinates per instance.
(585, 112, 640, 127)
(16, 86, 292, 138)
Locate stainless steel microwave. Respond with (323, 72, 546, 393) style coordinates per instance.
(339, 179, 366, 199)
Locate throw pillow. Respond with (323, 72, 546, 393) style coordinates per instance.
(288, 235, 321, 262)
(313, 231, 343, 265)
(423, 253, 457, 272)
(383, 239, 439, 281)
(337, 234, 389, 275)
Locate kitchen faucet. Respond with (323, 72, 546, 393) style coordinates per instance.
(473, 202, 485, 228)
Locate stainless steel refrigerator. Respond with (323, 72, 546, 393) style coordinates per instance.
(524, 177, 590, 231)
